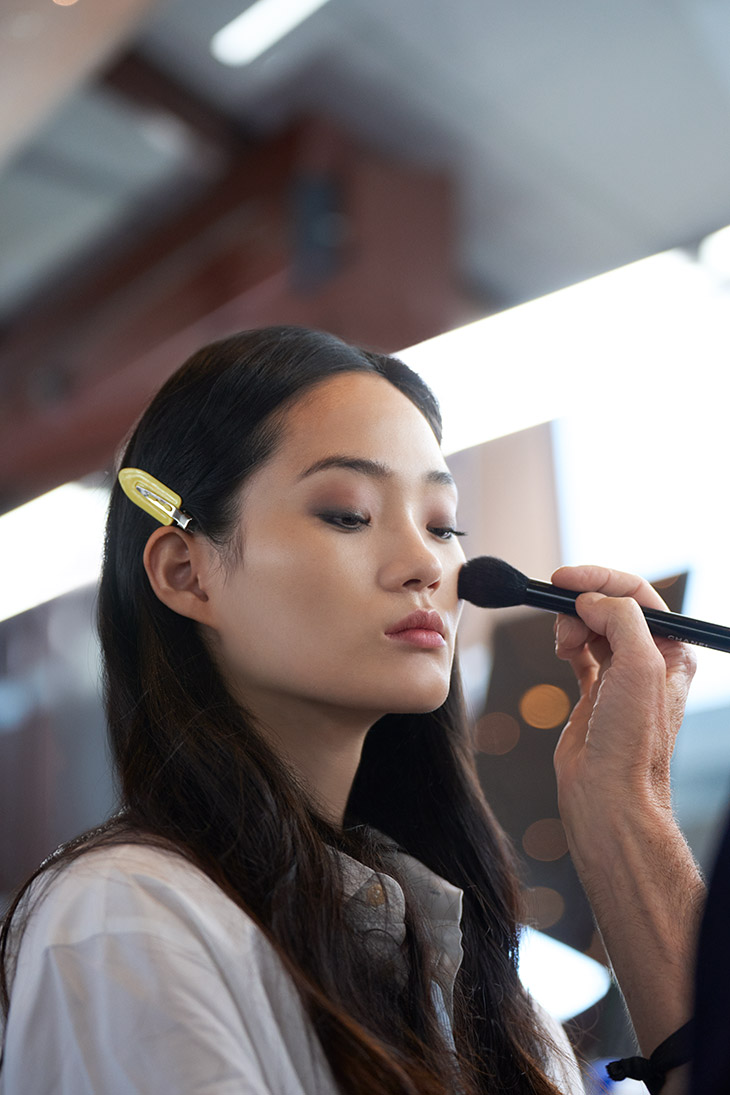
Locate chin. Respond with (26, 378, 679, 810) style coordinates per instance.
(384, 686, 451, 715)
(349, 668, 452, 718)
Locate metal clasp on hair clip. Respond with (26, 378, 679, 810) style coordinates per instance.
(118, 468, 194, 531)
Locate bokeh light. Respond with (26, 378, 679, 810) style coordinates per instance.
(522, 886, 565, 930)
(475, 711, 520, 755)
(519, 684, 571, 729)
(522, 818, 568, 861)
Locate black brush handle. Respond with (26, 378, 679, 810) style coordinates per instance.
(526, 579, 730, 654)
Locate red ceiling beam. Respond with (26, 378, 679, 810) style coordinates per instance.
(0, 116, 473, 512)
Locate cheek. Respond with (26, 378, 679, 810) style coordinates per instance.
(220, 538, 350, 663)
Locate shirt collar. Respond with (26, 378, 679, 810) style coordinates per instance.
(334, 846, 464, 1017)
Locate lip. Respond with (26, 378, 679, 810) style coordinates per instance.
(385, 610, 446, 644)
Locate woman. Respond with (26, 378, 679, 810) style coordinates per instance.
(0, 326, 702, 1094)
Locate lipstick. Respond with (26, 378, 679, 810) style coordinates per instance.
(385, 610, 446, 649)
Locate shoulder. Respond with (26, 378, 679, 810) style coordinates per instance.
(3, 848, 337, 1094)
(16, 842, 265, 966)
(9, 842, 308, 1047)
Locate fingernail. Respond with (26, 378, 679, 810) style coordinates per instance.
(555, 618, 568, 646)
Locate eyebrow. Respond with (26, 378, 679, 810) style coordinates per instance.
(297, 455, 456, 489)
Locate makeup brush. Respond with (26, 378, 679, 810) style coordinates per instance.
(457, 556, 730, 654)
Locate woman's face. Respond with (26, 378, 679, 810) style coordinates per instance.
(203, 371, 466, 733)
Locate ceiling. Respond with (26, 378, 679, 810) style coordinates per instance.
(4, 0, 730, 331)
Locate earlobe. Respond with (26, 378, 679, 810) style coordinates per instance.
(143, 527, 214, 624)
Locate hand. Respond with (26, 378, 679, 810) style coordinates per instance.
(551, 566, 703, 1066)
(552, 565, 697, 818)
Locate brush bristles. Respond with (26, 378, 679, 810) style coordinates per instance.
(457, 556, 529, 609)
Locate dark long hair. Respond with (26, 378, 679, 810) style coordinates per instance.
(1, 326, 564, 1093)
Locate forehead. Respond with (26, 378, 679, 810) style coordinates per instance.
(274, 371, 447, 474)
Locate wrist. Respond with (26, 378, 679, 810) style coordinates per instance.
(562, 802, 704, 1056)
(558, 793, 702, 921)
(558, 765, 674, 835)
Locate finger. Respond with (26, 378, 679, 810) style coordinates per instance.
(555, 613, 612, 666)
(552, 564, 667, 656)
(551, 564, 670, 612)
(555, 612, 595, 660)
(564, 593, 696, 786)
(564, 643, 600, 695)
(575, 591, 668, 677)
(577, 589, 698, 683)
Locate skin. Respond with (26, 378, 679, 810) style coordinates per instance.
(144, 371, 703, 1088)
(553, 566, 704, 1093)
(144, 371, 466, 825)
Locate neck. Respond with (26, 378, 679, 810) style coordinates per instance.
(240, 694, 380, 827)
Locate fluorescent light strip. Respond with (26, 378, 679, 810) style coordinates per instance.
(211, 0, 332, 66)
(2, 239, 723, 626)
(398, 248, 712, 456)
(0, 482, 109, 624)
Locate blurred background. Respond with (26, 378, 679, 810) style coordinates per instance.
(4, 0, 730, 1087)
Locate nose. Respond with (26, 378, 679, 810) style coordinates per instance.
(378, 523, 444, 592)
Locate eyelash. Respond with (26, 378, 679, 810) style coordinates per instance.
(317, 511, 467, 540)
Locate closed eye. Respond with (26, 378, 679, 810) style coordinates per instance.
(317, 513, 467, 539)
(317, 511, 370, 530)
(429, 526, 467, 540)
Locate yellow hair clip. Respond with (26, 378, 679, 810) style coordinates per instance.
(118, 468, 194, 531)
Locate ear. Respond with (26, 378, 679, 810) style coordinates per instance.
(143, 526, 218, 625)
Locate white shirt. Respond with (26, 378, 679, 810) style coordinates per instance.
(0, 844, 584, 1094)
